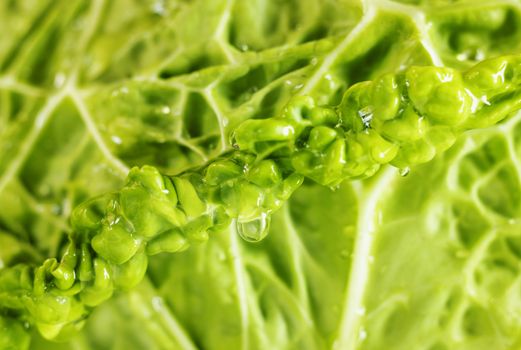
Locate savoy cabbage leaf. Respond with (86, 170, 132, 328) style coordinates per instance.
(2, 0, 521, 349)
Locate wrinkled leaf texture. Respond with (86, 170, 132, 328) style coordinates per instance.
(1, 0, 521, 349)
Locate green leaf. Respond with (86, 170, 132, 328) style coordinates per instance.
(3, 1, 521, 349)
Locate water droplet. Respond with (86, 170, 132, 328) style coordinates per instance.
(236, 213, 271, 242)
(159, 106, 171, 114)
(112, 86, 129, 97)
(310, 57, 318, 66)
(399, 167, 410, 177)
(111, 135, 122, 145)
(340, 249, 350, 259)
(53, 73, 66, 88)
(329, 184, 341, 192)
(151, 0, 166, 15)
(239, 44, 249, 52)
(456, 52, 469, 61)
(358, 328, 367, 341)
(475, 49, 485, 61)
(151, 296, 164, 311)
(230, 131, 239, 149)
(358, 108, 373, 128)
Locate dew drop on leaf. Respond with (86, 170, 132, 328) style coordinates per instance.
(329, 184, 341, 192)
(399, 167, 410, 177)
(151, 0, 166, 16)
(358, 328, 367, 342)
(158, 105, 171, 115)
(53, 72, 66, 88)
(151, 296, 164, 311)
(236, 213, 271, 242)
(229, 131, 239, 149)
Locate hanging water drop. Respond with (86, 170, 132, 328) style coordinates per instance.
(329, 184, 341, 192)
(399, 167, 410, 177)
(229, 131, 240, 149)
(236, 213, 271, 242)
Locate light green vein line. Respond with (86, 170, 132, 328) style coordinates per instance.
(334, 167, 396, 350)
(69, 91, 130, 176)
(300, 7, 376, 95)
(0, 91, 66, 194)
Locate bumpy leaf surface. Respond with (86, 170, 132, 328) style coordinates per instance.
(1, 0, 521, 349)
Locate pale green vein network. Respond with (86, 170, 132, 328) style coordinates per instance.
(69, 91, 130, 176)
(334, 167, 397, 350)
(0, 91, 66, 194)
(0, 0, 198, 346)
(213, 0, 237, 64)
(203, 88, 230, 152)
(229, 222, 250, 350)
(0, 0, 110, 193)
(0, 75, 46, 96)
(300, 7, 377, 95)
(324, 2, 442, 349)
(124, 278, 199, 350)
(282, 205, 311, 307)
(374, 0, 443, 66)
